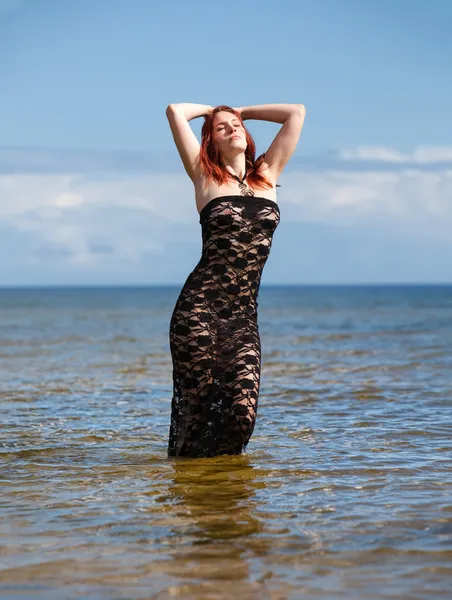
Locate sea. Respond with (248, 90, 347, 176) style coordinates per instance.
(1, 284, 451, 599)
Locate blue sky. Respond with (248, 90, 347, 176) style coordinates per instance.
(1, 0, 451, 284)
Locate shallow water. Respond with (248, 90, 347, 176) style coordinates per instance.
(1, 285, 452, 599)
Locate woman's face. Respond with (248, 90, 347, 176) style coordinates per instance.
(212, 111, 247, 156)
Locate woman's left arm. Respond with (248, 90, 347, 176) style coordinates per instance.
(235, 104, 306, 180)
(234, 103, 305, 123)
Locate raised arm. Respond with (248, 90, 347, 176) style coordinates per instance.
(235, 104, 306, 180)
(165, 103, 212, 182)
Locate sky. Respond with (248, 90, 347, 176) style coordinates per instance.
(1, 0, 451, 285)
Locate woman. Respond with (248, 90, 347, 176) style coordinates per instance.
(166, 102, 306, 457)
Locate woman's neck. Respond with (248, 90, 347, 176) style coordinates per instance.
(222, 155, 246, 179)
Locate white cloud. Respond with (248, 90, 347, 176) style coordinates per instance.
(280, 167, 452, 234)
(338, 145, 452, 163)
(0, 145, 451, 283)
(53, 192, 83, 208)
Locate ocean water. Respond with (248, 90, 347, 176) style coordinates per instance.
(1, 285, 451, 599)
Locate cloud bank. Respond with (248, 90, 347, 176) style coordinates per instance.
(1, 145, 451, 284)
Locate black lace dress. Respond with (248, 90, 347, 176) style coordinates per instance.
(167, 195, 280, 458)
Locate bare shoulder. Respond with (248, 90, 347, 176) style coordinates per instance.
(192, 158, 279, 214)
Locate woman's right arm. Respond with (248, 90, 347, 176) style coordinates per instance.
(167, 103, 212, 121)
(165, 103, 212, 182)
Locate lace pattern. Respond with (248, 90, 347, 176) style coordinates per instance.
(168, 196, 280, 458)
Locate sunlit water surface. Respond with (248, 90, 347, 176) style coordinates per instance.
(1, 285, 451, 599)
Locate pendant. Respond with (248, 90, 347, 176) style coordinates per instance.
(229, 168, 255, 197)
(238, 180, 255, 197)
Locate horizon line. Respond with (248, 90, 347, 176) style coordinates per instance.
(1, 282, 452, 289)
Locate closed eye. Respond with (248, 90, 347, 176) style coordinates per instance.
(217, 121, 241, 131)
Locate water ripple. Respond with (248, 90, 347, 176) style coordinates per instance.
(1, 286, 451, 599)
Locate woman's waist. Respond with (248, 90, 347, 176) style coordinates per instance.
(183, 272, 260, 298)
(178, 278, 259, 314)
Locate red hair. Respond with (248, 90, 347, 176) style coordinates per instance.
(199, 105, 279, 191)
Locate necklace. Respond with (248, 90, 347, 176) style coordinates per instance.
(229, 168, 255, 197)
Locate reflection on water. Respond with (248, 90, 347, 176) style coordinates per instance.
(159, 456, 268, 593)
(167, 455, 264, 542)
(1, 285, 452, 599)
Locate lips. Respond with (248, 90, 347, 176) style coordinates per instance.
(230, 135, 240, 141)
